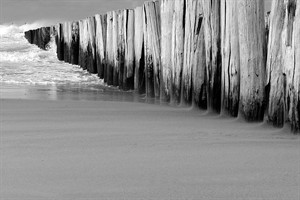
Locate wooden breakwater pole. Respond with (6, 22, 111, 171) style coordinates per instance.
(266, 0, 299, 132)
(24, 26, 51, 50)
(95, 14, 107, 79)
(220, 0, 266, 121)
(24, 0, 300, 133)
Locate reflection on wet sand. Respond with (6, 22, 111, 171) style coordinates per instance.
(0, 83, 145, 103)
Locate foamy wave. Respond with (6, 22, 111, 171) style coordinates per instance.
(0, 23, 104, 86)
(0, 21, 55, 37)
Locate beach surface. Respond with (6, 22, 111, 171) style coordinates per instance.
(1, 87, 299, 199)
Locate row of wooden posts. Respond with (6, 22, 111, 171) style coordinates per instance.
(24, 0, 299, 133)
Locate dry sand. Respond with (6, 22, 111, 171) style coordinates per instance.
(1, 97, 299, 199)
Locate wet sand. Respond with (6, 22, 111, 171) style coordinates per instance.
(0, 84, 299, 199)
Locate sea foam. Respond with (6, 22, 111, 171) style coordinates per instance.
(0, 24, 103, 86)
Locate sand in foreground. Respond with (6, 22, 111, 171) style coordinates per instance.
(1, 99, 299, 199)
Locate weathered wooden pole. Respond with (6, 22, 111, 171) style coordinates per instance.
(293, 0, 300, 132)
(32, 29, 38, 46)
(24, 30, 33, 43)
(124, 9, 135, 91)
(182, 0, 204, 106)
(86, 17, 97, 74)
(191, 7, 206, 109)
(31, 29, 36, 44)
(134, 6, 146, 94)
(56, 23, 64, 61)
(220, 0, 240, 117)
(266, 0, 286, 127)
(237, 0, 266, 121)
(70, 21, 79, 65)
(265, 11, 271, 45)
(160, 0, 174, 102)
(171, 0, 185, 105)
(112, 11, 119, 86)
(202, 0, 222, 112)
(143, 1, 161, 98)
(118, 10, 126, 89)
(55, 24, 64, 60)
(95, 14, 107, 79)
(34, 29, 39, 47)
(106, 11, 114, 85)
(79, 19, 88, 70)
(63, 22, 71, 63)
(266, 0, 299, 131)
(35, 27, 51, 50)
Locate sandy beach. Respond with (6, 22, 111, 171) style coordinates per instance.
(1, 89, 299, 199)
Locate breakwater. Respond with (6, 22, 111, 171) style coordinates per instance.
(24, 0, 299, 133)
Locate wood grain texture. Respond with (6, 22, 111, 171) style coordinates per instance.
(134, 6, 146, 94)
(171, 0, 185, 105)
(95, 14, 107, 79)
(106, 12, 114, 85)
(79, 19, 89, 70)
(202, 0, 222, 112)
(237, 0, 266, 121)
(86, 17, 97, 74)
(113, 11, 119, 86)
(124, 9, 135, 90)
(143, 1, 161, 98)
(63, 22, 72, 63)
(183, 0, 205, 106)
(292, 0, 300, 132)
(191, 9, 206, 109)
(118, 10, 126, 90)
(70, 21, 79, 65)
(160, 0, 174, 102)
(220, 0, 240, 117)
(266, 0, 299, 131)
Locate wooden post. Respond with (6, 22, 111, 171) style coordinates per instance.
(56, 24, 64, 61)
(202, 0, 222, 112)
(118, 10, 126, 89)
(171, 0, 185, 105)
(182, 0, 196, 105)
(292, 0, 300, 132)
(266, 0, 299, 131)
(113, 11, 119, 86)
(124, 9, 135, 91)
(220, 0, 240, 117)
(63, 22, 71, 63)
(95, 14, 107, 79)
(86, 17, 97, 74)
(32, 29, 38, 46)
(191, 12, 206, 109)
(143, 1, 161, 98)
(134, 6, 146, 94)
(160, 0, 174, 102)
(70, 21, 79, 65)
(265, 12, 271, 45)
(24, 30, 32, 43)
(238, 0, 266, 121)
(79, 19, 89, 70)
(106, 11, 114, 85)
